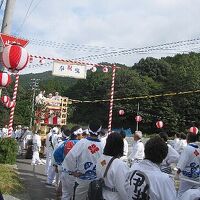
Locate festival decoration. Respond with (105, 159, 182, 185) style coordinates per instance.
(119, 109, 125, 116)
(108, 66, 116, 133)
(1, 95, 10, 104)
(8, 74, 19, 136)
(0, 72, 11, 87)
(2, 44, 29, 72)
(189, 126, 198, 134)
(5, 100, 15, 108)
(91, 66, 97, 72)
(156, 120, 164, 129)
(135, 115, 142, 122)
(39, 59, 45, 65)
(29, 56, 33, 63)
(103, 67, 109, 73)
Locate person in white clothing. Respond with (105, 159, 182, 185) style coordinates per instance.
(45, 127, 53, 174)
(61, 126, 82, 200)
(159, 132, 179, 174)
(96, 132, 129, 200)
(179, 187, 200, 200)
(99, 129, 108, 149)
(31, 130, 42, 165)
(119, 130, 129, 162)
(173, 132, 181, 152)
(128, 130, 144, 166)
(125, 136, 176, 200)
(176, 131, 200, 198)
(62, 119, 103, 200)
(2, 125, 8, 138)
(46, 127, 59, 185)
(177, 133, 187, 154)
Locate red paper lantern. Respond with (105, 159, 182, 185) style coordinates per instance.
(119, 109, 125, 116)
(156, 120, 164, 129)
(5, 100, 15, 108)
(189, 126, 198, 135)
(0, 72, 11, 87)
(103, 67, 108, 73)
(135, 115, 142, 122)
(1, 95, 10, 104)
(2, 44, 29, 72)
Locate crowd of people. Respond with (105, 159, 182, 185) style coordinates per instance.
(31, 120, 199, 200)
(1, 120, 200, 200)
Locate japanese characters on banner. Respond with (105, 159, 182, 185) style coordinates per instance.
(52, 61, 87, 79)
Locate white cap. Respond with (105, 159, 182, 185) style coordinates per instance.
(52, 127, 59, 134)
(135, 131, 142, 139)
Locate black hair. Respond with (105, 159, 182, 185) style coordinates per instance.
(99, 129, 106, 137)
(89, 119, 102, 136)
(63, 128, 71, 137)
(120, 130, 126, 139)
(175, 132, 181, 138)
(159, 132, 168, 142)
(145, 136, 168, 164)
(180, 132, 186, 140)
(61, 125, 68, 132)
(187, 132, 198, 143)
(103, 132, 124, 158)
(70, 133, 78, 140)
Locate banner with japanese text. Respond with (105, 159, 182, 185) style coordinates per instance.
(52, 61, 87, 79)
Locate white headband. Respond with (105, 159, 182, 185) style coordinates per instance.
(73, 128, 83, 135)
(88, 126, 102, 135)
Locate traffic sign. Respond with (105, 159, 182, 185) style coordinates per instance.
(0, 33, 29, 47)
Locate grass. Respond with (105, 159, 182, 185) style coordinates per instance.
(0, 164, 24, 194)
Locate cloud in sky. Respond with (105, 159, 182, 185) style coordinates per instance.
(1, 0, 200, 73)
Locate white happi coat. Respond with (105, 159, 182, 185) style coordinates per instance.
(128, 139, 144, 161)
(96, 155, 129, 200)
(179, 188, 200, 200)
(160, 144, 179, 173)
(173, 138, 180, 152)
(121, 139, 129, 161)
(125, 159, 177, 200)
(62, 137, 103, 200)
(177, 143, 200, 196)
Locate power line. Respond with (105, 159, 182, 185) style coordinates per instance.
(69, 89, 200, 104)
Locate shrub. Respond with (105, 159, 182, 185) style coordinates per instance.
(0, 138, 18, 164)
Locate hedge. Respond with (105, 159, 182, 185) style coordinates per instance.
(0, 138, 18, 164)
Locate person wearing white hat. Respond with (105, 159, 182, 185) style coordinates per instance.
(128, 130, 144, 166)
(176, 131, 200, 198)
(62, 120, 104, 200)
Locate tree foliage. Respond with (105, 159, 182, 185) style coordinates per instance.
(1, 53, 200, 134)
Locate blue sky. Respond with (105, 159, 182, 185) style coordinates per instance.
(1, 0, 200, 74)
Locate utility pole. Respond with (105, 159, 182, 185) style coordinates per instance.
(30, 79, 39, 129)
(1, 0, 16, 34)
(0, 0, 16, 97)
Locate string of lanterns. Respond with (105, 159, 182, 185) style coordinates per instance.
(117, 109, 199, 132)
(0, 43, 29, 136)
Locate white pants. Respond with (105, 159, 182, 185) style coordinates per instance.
(73, 179, 91, 200)
(61, 172, 76, 200)
(45, 150, 52, 175)
(47, 165, 56, 184)
(32, 151, 40, 164)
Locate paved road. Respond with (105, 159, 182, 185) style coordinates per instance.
(16, 159, 56, 200)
